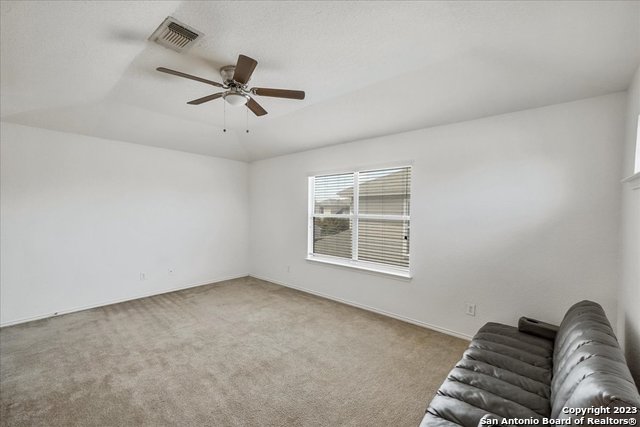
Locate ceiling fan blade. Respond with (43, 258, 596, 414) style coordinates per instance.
(233, 55, 258, 85)
(252, 87, 305, 100)
(187, 93, 224, 105)
(157, 67, 224, 88)
(246, 97, 268, 116)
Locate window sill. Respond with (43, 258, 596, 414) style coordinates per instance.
(306, 255, 412, 279)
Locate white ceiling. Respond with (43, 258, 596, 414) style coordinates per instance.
(1, 1, 639, 162)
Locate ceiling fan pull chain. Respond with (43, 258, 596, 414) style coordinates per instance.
(246, 106, 250, 133)
(223, 101, 227, 133)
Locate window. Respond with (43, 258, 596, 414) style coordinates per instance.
(308, 166, 411, 277)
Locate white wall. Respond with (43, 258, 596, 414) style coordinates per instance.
(250, 93, 626, 338)
(619, 65, 640, 383)
(0, 122, 249, 326)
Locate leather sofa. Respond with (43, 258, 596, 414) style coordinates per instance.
(420, 301, 640, 426)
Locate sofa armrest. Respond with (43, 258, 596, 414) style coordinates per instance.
(518, 316, 558, 341)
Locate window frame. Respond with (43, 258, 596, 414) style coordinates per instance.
(307, 164, 412, 279)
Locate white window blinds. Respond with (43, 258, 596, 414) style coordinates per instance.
(312, 173, 353, 259)
(310, 166, 411, 273)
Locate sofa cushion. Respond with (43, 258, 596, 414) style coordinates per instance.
(424, 323, 554, 425)
(466, 323, 553, 384)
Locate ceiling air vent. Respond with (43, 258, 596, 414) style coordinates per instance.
(148, 17, 203, 53)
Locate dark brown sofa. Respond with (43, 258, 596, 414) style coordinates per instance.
(420, 301, 640, 426)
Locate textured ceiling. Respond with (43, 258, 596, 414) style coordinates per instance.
(1, 1, 639, 161)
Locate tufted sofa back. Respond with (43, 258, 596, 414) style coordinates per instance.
(550, 301, 640, 421)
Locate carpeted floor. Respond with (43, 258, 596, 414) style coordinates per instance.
(0, 277, 468, 427)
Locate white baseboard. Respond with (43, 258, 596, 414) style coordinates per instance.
(0, 273, 249, 328)
(250, 274, 472, 341)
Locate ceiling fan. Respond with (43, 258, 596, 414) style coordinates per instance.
(156, 54, 305, 116)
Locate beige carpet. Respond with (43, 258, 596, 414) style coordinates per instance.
(0, 277, 468, 427)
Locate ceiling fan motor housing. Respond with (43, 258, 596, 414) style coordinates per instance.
(220, 65, 238, 85)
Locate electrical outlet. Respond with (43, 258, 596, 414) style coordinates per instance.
(140, 272, 146, 281)
(465, 303, 476, 317)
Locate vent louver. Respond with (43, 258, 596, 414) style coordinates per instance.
(149, 17, 203, 52)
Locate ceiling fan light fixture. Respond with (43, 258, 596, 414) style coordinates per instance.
(223, 92, 249, 107)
